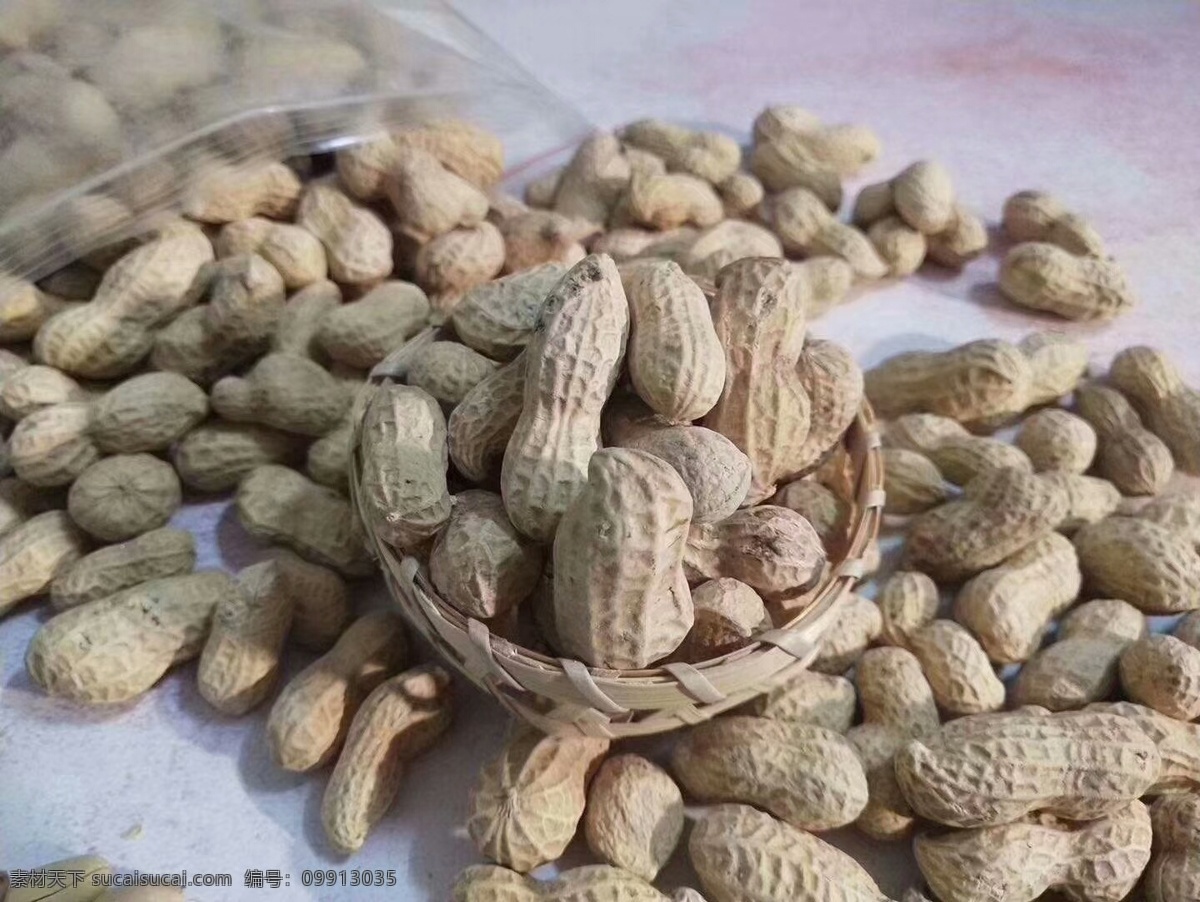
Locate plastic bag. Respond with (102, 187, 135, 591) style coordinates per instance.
(0, 0, 589, 281)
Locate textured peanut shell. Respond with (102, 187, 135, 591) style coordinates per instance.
(1018, 330, 1090, 408)
(0, 277, 71, 342)
(750, 670, 856, 731)
(909, 618, 1006, 715)
(877, 570, 939, 650)
(584, 754, 684, 882)
(680, 219, 779, 281)
(551, 132, 631, 227)
(1042, 471, 1121, 532)
(689, 804, 889, 902)
(386, 145, 489, 242)
(625, 426, 751, 523)
(90, 372, 208, 453)
(184, 161, 301, 223)
(883, 413, 969, 455)
(927, 436, 1032, 486)
(271, 279, 341, 360)
(882, 448, 949, 515)
(807, 593, 882, 675)
(406, 341, 500, 407)
(452, 264, 566, 361)
(602, 391, 674, 447)
(553, 448, 693, 668)
(0, 364, 84, 420)
(867, 216, 926, 276)
(1075, 381, 1174, 495)
(762, 188, 887, 279)
(268, 611, 408, 772)
(1144, 794, 1200, 902)
(892, 160, 955, 234)
(621, 120, 741, 184)
(358, 384, 451, 552)
(430, 491, 544, 619)
(627, 172, 723, 230)
(200, 254, 287, 352)
(468, 728, 610, 873)
(296, 184, 393, 285)
(750, 140, 843, 209)
(306, 418, 352, 493)
(9, 401, 99, 487)
(673, 716, 867, 830)
(1002, 191, 1106, 256)
(1110, 345, 1200, 474)
(1087, 701, 1200, 794)
(673, 578, 769, 661)
(211, 353, 348, 437)
(499, 210, 588, 274)
(1073, 516, 1200, 613)
(237, 465, 371, 576)
(150, 306, 248, 386)
(501, 255, 629, 542)
(0, 510, 89, 616)
(50, 527, 196, 611)
(1137, 492, 1200, 550)
(226, 219, 327, 290)
(67, 453, 181, 542)
(685, 505, 826, 599)
(895, 709, 1161, 827)
(448, 354, 526, 484)
(415, 221, 506, 306)
(171, 422, 301, 493)
(1000, 241, 1136, 320)
(792, 338, 863, 476)
(1013, 633, 1135, 712)
(316, 281, 429, 370)
(1120, 634, 1200, 721)
(925, 205, 987, 268)
(768, 479, 851, 557)
(321, 665, 452, 853)
(1016, 408, 1096, 473)
(753, 108, 880, 175)
(26, 571, 234, 704)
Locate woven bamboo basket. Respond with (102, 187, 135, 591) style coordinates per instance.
(350, 383, 884, 739)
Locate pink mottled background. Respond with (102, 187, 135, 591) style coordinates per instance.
(1, 3, 1198, 900)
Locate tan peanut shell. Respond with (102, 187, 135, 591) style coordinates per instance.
(793, 338, 862, 476)
(704, 257, 810, 499)
(624, 426, 751, 523)
(0, 277, 71, 342)
(907, 619, 1005, 715)
(798, 257, 854, 319)
(865, 339, 1032, 424)
(316, 281, 430, 369)
(627, 172, 724, 230)
(9, 401, 100, 487)
(852, 180, 896, 227)
(406, 341, 500, 407)
(267, 552, 350, 652)
(321, 664, 452, 853)
(925, 205, 987, 268)
(67, 453, 181, 542)
(218, 218, 327, 290)
(415, 221, 506, 310)
(877, 570, 939, 650)
(685, 505, 826, 599)
(272, 280, 341, 360)
(268, 611, 408, 772)
(750, 140, 843, 211)
(452, 264, 566, 361)
(867, 216, 926, 277)
(953, 531, 1081, 663)
(296, 184, 393, 285)
(448, 353, 526, 483)
(386, 145, 489, 242)
(26, 571, 234, 703)
(0, 364, 84, 420)
(358, 383, 451, 552)
(673, 716, 867, 830)
(882, 448, 949, 515)
(184, 161, 301, 223)
(50, 527, 196, 611)
(754, 106, 880, 175)
(674, 578, 769, 661)
(499, 210, 588, 274)
(306, 418, 353, 493)
(211, 353, 348, 437)
(198, 254, 287, 353)
(151, 306, 250, 386)
(680, 220, 780, 281)
(171, 422, 301, 493)
(1120, 634, 1200, 721)
(396, 120, 505, 189)
(502, 255, 629, 542)
(468, 728, 610, 873)
(1015, 408, 1096, 473)
(883, 413, 969, 455)
(1012, 598, 1145, 711)
(551, 132, 631, 227)
(1144, 794, 1200, 902)
(762, 188, 887, 279)
(810, 593, 882, 675)
(915, 800, 1151, 902)
(1073, 516, 1200, 613)
(926, 436, 1032, 486)
(0, 510, 88, 617)
(1110, 345, 1200, 474)
(1017, 330, 1090, 408)
(1042, 471, 1121, 532)
(1087, 701, 1200, 794)
(90, 372, 208, 453)
(237, 465, 371, 576)
(454, 863, 666, 902)
(584, 754, 684, 882)
(622, 119, 741, 184)
(904, 467, 1067, 581)
(892, 160, 955, 234)
(554, 448, 693, 668)
(1075, 381, 1174, 495)
(601, 391, 674, 447)
(1002, 190, 1106, 256)
(750, 670, 856, 731)
(689, 804, 889, 902)
(895, 708, 1161, 827)
(430, 490, 544, 619)
(1000, 241, 1135, 320)
(768, 480, 851, 558)
(1138, 492, 1200, 549)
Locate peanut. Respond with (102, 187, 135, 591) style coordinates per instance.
(678, 220, 781, 282)
(468, 727, 610, 872)
(915, 800, 1151, 902)
(268, 611, 408, 772)
(673, 578, 769, 661)
(0, 510, 88, 617)
(358, 384, 451, 552)
(1012, 598, 1146, 711)
(601, 390, 674, 447)
(867, 216, 927, 276)
(415, 222, 506, 312)
(754, 106, 880, 175)
(9, 401, 99, 486)
(852, 180, 898, 228)
(452, 264, 567, 361)
(882, 448, 950, 515)
(1145, 794, 1200, 902)
(761, 188, 888, 279)
(272, 280, 341, 360)
(67, 453, 181, 542)
(1087, 701, 1200, 793)
(1120, 633, 1200, 721)
(322, 664, 452, 853)
(750, 670, 856, 732)
(907, 619, 1005, 715)
(1073, 516, 1200, 613)
(1075, 381, 1174, 495)
(1109, 345, 1200, 473)
(896, 708, 1161, 827)
(151, 306, 248, 386)
(0, 364, 84, 420)
(27, 571, 234, 703)
(237, 465, 371, 576)
(448, 354, 526, 484)
(703, 257, 810, 499)
(904, 467, 1067, 581)
(999, 241, 1136, 320)
(1015, 408, 1096, 473)
(891, 160, 957, 233)
(296, 184, 393, 286)
(673, 715, 867, 830)
(89, 372, 208, 453)
(0, 276, 71, 342)
(454, 864, 666, 902)
(317, 280, 431, 369)
(499, 210, 589, 274)
(1041, 471, 1121, 531)
(1002, 190, 1106, 256)
(926, 436, 1032, 485)
(768, 479, 851, 558)
(1138, 492, 1200, 549)
(212, 353, 348, 436)
(924, 205, 987, 269)
(689, 803, 889, 902)
(810, 593, 882, 675)
(584, 754, 684, 882)
(430, 490, 544, 620)
(337, 123, 502, 200)
(385, 146, 489, 242)
(621, 120, 741, 185)
(406, 341, 500, 407)
(216, 217, 327, 290)
(793, 338, 863, 476)
(502, 255, 629, 541)
(847, 647, 940, 841)
(171, 422, 301, 493)
(553, 448, 693, 668)
(1017, 330, 1090, 407)
(50, 527, 196, 611)
(551, 133, 631, 227)
(184, 161, 301, 223)
(718, 172, 765, 219)
(685, 506, 826, 599)
(624, 426, 752, 523)
(883, 413, 969, 455)
(750, 131, 845, 210)
(627, 172, 724, 230)
(197, 252, 289, 353)
(877, 570, 940, 650)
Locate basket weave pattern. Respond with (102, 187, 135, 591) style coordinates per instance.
(352, 396, 883, 739)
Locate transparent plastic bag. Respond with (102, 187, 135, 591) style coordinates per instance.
(0, 0, 590, 281)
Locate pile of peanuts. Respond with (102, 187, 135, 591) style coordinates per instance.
(1, 103, 1198, 902)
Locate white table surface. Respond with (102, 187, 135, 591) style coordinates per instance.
(4, 1, 1200, 899)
